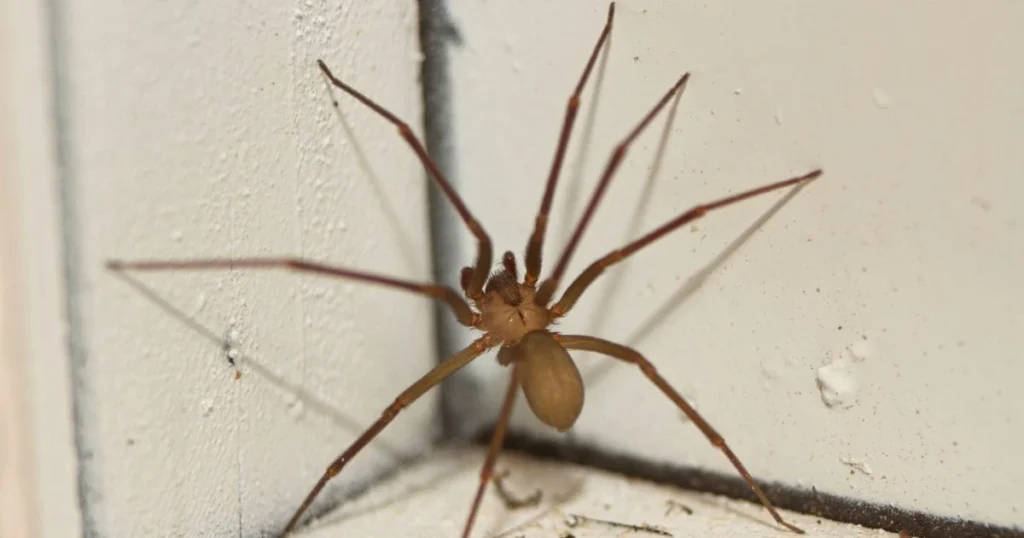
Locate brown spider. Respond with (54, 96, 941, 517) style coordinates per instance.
(107, 3, 820, 536)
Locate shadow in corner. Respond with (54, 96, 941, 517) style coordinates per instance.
(493, 431, 1023, 538)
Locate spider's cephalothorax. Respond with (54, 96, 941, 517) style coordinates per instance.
(466, 251, 583, 432)
(469, 251, 551, 344)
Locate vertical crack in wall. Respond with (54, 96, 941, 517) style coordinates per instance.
(417, 0, 480, 440)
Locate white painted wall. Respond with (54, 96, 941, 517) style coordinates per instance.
(62, 1, 435, 536)
(447, 0, 1023, 529)
(11, 1, 1023, 536)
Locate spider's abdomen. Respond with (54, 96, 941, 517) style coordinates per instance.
(515, 331, 584, 432)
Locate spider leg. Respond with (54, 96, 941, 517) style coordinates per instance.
(278, 335, 493, 536)
(550, 170, 821, 317)
(106, 258, 480, 327)
(555, 333, 805, 534)
(524, 2, 615, 286)
(535, 71, 692, 306)
(317, 60, 493, 300)
(461, 365, 520, 538)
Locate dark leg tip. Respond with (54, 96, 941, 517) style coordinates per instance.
(783, 521, 806, 534)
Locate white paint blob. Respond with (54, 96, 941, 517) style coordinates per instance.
(840, 456, 874, 476)
(284, 393, 306, 421)
(288, 399, 305, 421)
(816, 356, 859, 409)
(872, 88, 892, 109)
(816, 340, 874, 410)
(849, 339, 873, 362)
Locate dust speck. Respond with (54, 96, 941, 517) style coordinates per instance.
(200, 398, 215, 417)
(970, 195, 991, 212)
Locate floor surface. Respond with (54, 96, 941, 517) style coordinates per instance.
(298, 445, 900, 538)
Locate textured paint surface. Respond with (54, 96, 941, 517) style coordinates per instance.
(68, 2, 434, 536)
(445, 0, 1024, 528)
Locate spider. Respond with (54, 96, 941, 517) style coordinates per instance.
(107, 3, 820, 536)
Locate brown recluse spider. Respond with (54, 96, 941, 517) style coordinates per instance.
(107, 3, 820, 536)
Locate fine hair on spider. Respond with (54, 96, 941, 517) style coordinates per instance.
(107, 3, 821, 536)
